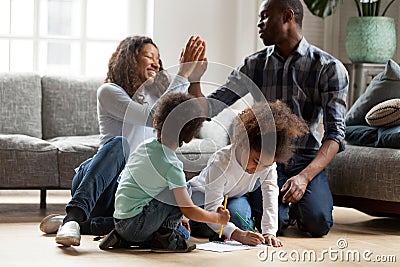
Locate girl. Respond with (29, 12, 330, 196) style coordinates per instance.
(189, 100, 308, 247)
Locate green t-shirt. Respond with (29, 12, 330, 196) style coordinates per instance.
(114, 138, 186, 219)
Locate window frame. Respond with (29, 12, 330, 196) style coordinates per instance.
(0, 0, 153, 76)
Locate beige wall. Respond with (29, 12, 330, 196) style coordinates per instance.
(153, 0, 259, 69)
(149, 0, 399, 69)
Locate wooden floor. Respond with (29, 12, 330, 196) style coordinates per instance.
(1, 190, 399, 267)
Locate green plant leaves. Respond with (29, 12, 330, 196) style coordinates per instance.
(303, 0, 398, 18)
(303, 0, 341, 18)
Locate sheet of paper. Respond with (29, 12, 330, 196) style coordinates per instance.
(196, 241, 266, 252)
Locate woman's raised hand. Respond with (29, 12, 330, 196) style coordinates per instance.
(189, 40, 207, 82)
(178, 36, 207, 80)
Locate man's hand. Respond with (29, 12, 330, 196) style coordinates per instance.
(281, 174, 308, 203)
(280, 140, 340, 204)
(263, 233, 283, 247)
(231, 229, 265, 246)
(188, 41, 207, 82)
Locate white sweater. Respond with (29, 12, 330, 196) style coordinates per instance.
(189, 145, 279, 239)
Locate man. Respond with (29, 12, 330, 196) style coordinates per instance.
(202, 0, 348, 237)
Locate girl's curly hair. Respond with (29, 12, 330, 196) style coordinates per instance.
(233, 100, 309, 163)
(105, 36, 169, 103)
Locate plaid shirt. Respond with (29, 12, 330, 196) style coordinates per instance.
(207, 38, 348, 152)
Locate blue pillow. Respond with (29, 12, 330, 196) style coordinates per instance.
(345, 125, 400, 148)
(346, 60, 400, 126)
(377, 126, 400, 148)
(345, 125, 379, 147)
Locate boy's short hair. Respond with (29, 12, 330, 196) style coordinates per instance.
(233, 100, 309, 163)
(154, 93, 208, 147)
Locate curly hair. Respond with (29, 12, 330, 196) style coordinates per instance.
(233, 100, 308, 163)
(104, 36, 169, 103)
(154, 93, 208, 147)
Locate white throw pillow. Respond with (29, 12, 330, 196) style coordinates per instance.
(365, 98, 400, 127)
(199, 108, 240, 147)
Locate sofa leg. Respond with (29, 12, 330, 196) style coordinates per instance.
(40, 189, 47, 209)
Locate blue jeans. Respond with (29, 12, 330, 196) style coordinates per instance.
(276, 152, 333, 237)
(227, 193, 263, 232)
(189, 190, 262, 238)
(115, 186, 190, 244)
(67, 136, 129, 235)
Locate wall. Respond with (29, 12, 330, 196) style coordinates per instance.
(151, 0, 400, 68)
(153, 0, 327, 69)
(153, 0, 255, 69)
(152, 0, 260, 107)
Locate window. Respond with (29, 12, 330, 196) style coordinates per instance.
(0, 0, 150, 76)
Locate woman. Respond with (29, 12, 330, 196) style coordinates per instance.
(39, 35, 206, 247)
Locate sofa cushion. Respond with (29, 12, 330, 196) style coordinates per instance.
(365, 98, 400, 127)
(346, 60, 400, 126)
(0, 72, 42, 138)
(327, 145, 400, 202)
(41, 75, 102, 139)
(0, 134, 58, 187)
(47, 135, 100, 188)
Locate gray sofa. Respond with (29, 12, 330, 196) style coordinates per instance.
(0, 72, 102, 208)
(0, 72, 236, 208)
(326, 60, 400, 216)
(327, 145, 400, 216)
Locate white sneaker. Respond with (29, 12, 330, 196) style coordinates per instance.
(39, 214, 65, 234)
(55, 221, 81, 246)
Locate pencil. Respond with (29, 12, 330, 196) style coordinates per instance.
(219, 195, 228, 238)
(234, 210, 256, 232)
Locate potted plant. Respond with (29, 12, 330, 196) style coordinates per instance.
(304, 0, 398, 63)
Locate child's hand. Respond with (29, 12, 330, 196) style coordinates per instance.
(231, 229, 265, 246)
(216, 206, 230, 225)
(179, 217, 191, 232)
(263, 233, 283, 247)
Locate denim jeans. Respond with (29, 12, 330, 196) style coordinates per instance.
(115, 185, 190, 244)
(67, 136, 130, 235)
(189, 190, 262, 238)
(276, 152, 333, 237)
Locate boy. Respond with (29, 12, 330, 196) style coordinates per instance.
(99, 92, 230, 252)
(189, 100, 308, 246)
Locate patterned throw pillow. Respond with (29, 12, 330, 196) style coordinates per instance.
(365, 98, 400, 127)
